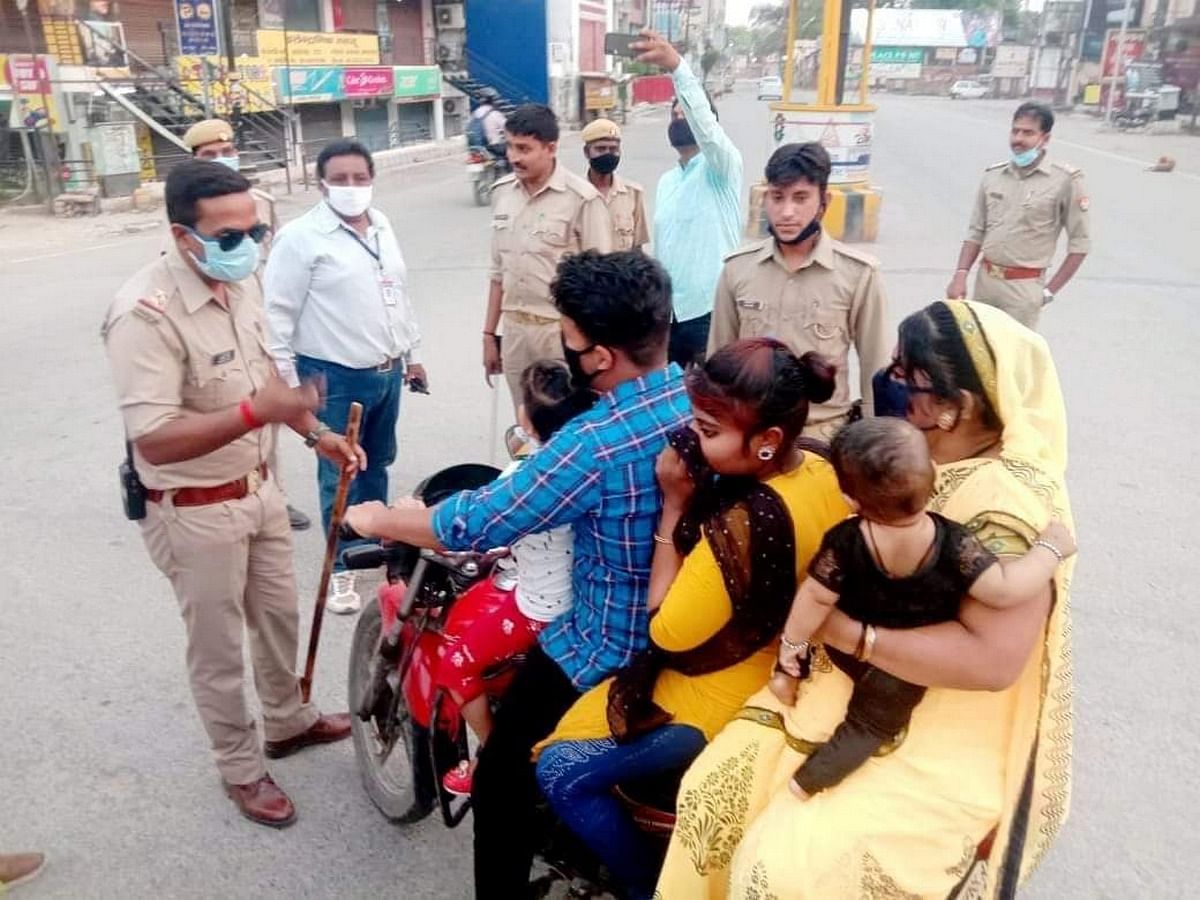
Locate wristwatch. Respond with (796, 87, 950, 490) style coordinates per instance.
(1042, 288, 1055, 306)
(304, 423, 332, 448)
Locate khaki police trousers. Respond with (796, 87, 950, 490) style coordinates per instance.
(501, 311, 564, 416)
(973, 266, 1043, 330)
(140, 475, 318, 785)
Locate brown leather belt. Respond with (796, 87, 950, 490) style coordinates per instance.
(504, 309, 559, 326)
(983, 259, 1045, 280)
(148, 463, 269, 507)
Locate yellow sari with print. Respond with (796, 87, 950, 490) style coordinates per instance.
(655, 301, 1075, 900)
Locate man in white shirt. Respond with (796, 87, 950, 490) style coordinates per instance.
(471, 88, 508, 158)
(264, 141, 426, 613)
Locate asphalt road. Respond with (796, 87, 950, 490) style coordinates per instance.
(1, 87, 1196, 899)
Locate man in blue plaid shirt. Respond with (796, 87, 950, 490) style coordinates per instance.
(346, 251, 689, 896)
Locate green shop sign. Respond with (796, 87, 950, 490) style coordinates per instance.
(871, 47, 925, 64)
(394, 66, 441, 99)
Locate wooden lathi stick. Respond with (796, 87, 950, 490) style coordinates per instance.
(300, 401, 363, 703)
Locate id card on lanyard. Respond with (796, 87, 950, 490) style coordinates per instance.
(348, 227, 398, 307)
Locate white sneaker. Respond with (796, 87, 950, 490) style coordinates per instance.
(326, 571, 362, 615)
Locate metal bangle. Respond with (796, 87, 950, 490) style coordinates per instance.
(1032, 539, 1065, 563)
(653, 533, 673, 546)
(780, 635, 809, 655)
(859, 624, 878, 662)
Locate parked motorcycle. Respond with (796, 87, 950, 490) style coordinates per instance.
(467, 148, 510, 207)
(343, 461, 680, 896)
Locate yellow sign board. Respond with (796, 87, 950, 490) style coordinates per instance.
(256, 30, 379, 66)
(0, 54, 7, 90)
(177, 56, 277, 114)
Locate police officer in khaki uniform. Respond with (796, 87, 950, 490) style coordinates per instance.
(709, 143, 890, 441)
(947, 101, 1090, 329)
(481, 104, 612, 409)
(104, 161, 362, 827)
(579, 118, 649, 252)
(182, 119, 278, 238)
(175, 119, 315, 532)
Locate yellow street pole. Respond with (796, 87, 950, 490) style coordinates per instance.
(860, 0, 876, 106)
(818, 0, 843, 105)
(782, 0, 800, 105)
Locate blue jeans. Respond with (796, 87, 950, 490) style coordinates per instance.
(295, 355, 402, 569)
(536, 724, 707, 900)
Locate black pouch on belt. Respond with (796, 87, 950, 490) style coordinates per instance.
(120, 440, 147, 521)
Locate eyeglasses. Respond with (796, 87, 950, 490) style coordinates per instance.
(186, 223, 270, 252)
(885, 361, 937, 394)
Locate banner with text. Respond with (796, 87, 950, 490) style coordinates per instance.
(257, 30, 379, 66)
(175, 0, 220, 55)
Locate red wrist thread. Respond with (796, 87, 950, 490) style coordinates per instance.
(239, 398, 263, 430)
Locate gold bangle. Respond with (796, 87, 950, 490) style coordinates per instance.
(859, 624, 878, 662)
(653, 533, 673, 546)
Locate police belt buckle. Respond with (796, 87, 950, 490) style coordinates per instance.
(246, 465, 264, 495)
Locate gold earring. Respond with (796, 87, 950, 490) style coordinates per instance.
(937, 412, 956, 431)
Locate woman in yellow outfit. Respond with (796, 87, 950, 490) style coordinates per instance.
(534, 340, 849, 900)
(656, 300, 1076, 900)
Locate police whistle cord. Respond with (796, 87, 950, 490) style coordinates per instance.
(301, 401, 363, 703)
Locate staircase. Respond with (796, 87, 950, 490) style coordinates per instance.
(442, 48, 539, 114)
(79, 20, 293, 177)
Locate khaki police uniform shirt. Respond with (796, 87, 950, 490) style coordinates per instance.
(490, 162, 614, 318)
(708, 232, 891, 424)
(968, 156, 1091, 268)
(103, 250, 275, 490)
(601, 174, 649, 252)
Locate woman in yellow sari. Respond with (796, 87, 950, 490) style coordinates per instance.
(656, 300, 1075, 900)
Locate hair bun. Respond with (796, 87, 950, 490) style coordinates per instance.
(797, 352, 836, 404)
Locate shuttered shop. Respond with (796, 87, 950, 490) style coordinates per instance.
(298, 102, 344, 151)
(115, 0, 173, 66)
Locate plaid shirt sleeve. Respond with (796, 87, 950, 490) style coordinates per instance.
(432, 427, 601, 551)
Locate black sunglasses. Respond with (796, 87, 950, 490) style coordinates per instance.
(188, 223, 271, 252)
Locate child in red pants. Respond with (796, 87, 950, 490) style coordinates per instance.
(437, 360, 592, 796)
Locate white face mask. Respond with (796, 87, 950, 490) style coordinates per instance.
(322, 181, 373, 217)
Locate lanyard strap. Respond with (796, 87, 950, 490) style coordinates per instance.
(345, 227, 381, 266)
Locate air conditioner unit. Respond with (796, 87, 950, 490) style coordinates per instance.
(443, 96, 465, 115)
(436, 4, 465, 29)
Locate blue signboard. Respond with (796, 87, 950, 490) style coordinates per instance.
(274, 66, 343, 103)
(175, 0, 219, 56)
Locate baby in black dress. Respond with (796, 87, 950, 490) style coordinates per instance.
(770, 417, 1075, 799)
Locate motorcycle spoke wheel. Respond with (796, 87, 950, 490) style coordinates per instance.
(348, 599, 428, 822)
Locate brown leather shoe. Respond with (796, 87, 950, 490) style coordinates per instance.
(0, 852, 46, 888)
(224, 775, 297, 828)
(264, 712, 352, 759)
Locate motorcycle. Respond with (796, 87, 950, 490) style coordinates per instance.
(343, 461, 680, 896)
(467, 147, 510, 207)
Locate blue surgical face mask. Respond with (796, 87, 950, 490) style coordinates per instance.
(1011, 146, 1040, 168)
(185, 228, 260, 282)
(213, 153, 240, 172)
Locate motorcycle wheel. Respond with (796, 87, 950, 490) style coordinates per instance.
(349, 598, 425, 821)
(473, 174, 492, 206)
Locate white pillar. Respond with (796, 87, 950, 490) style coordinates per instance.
(432, 97, 445, 140)
(341, 100, 355, 137)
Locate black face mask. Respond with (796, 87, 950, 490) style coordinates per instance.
(872, 368, 912, 418)
(769, 216, 822, 246)
(562, 338, 599, 390)
(589, 152, 620, 176)
(872, 367, 942, 428)
(668, 118, 696, 149)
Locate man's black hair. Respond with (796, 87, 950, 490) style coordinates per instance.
(316, 139, 375, 180)
(764, 142, 832, 193)
(552, 251, 672, 367)
(505, 104, 560, 143)
(671, 91, 719, 120)
(166, 160, 252, 228)
(1013, 101, 1054, 134)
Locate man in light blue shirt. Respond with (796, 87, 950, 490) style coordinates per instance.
(635, 30, 744, 367)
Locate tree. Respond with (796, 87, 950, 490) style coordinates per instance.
(726, 25, 754, 57)
(748, 0, 822, 61)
